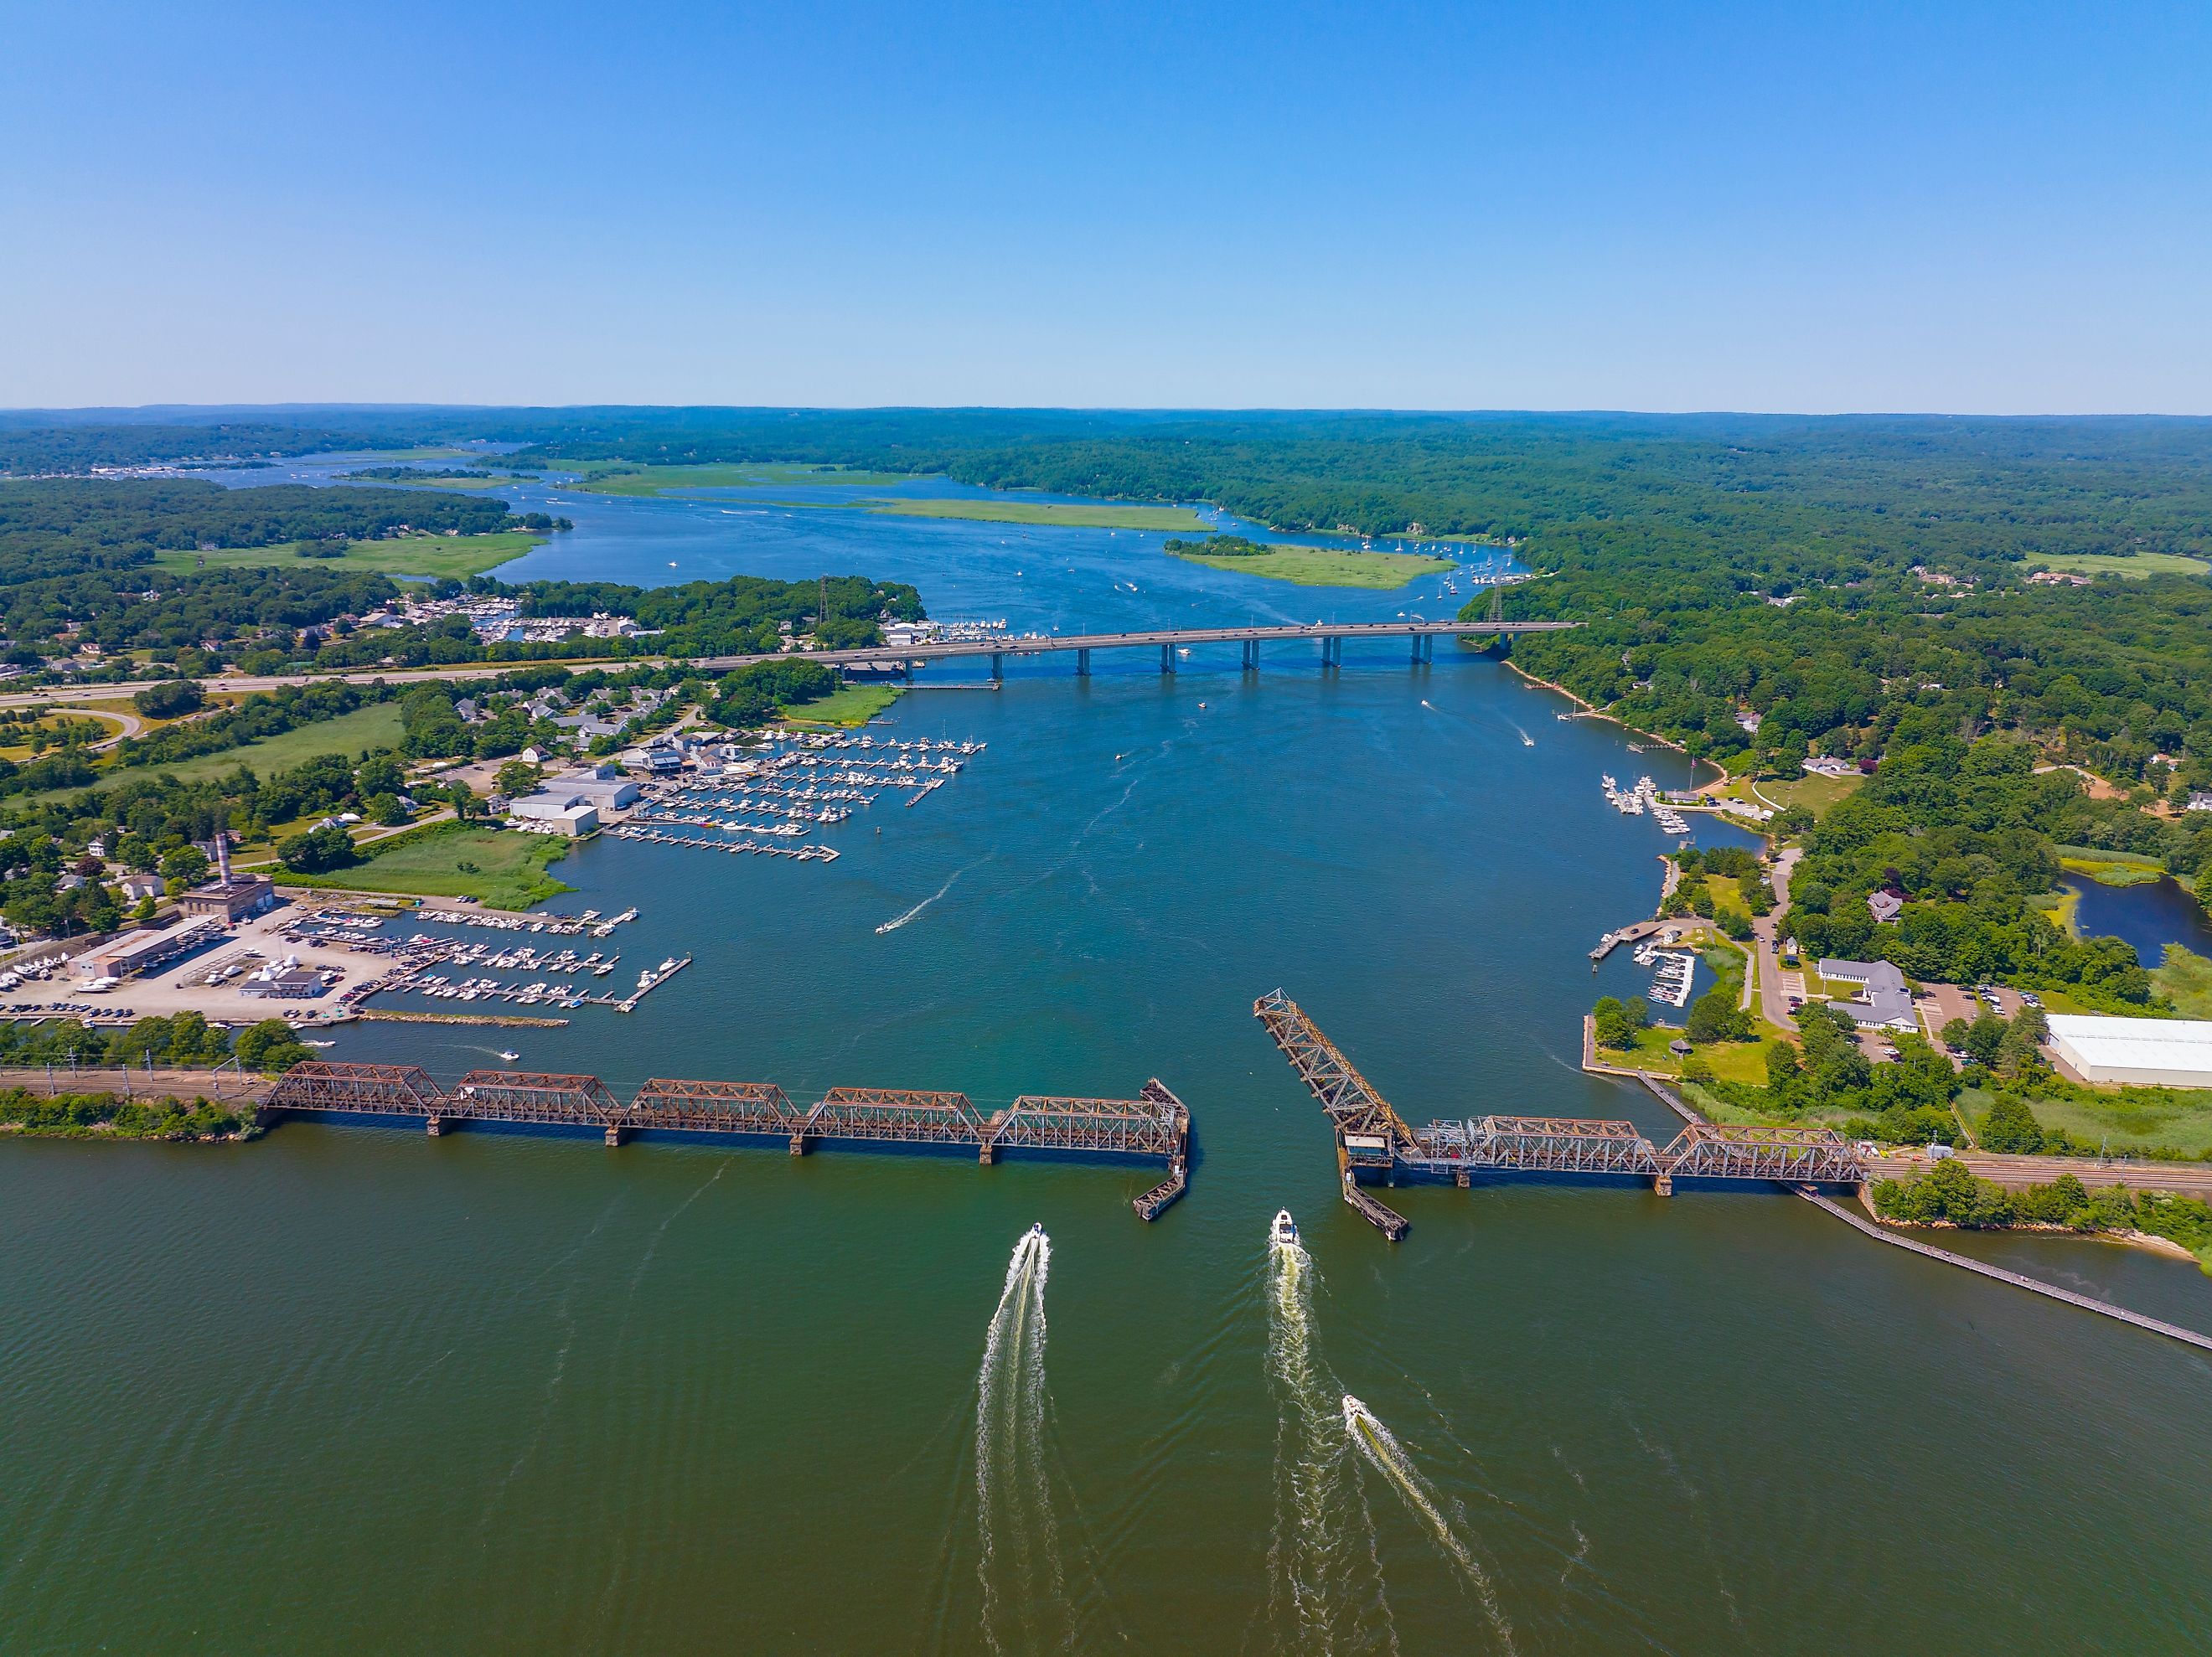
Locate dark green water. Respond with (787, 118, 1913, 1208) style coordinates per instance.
(6, 624, 2212, 1650)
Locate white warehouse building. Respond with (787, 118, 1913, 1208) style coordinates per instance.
(2044, 1014, 2212, 1089)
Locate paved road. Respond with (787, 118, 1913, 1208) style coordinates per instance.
(1750, 844, 1801, 1033)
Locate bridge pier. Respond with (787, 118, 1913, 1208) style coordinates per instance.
(1242, 638, 1258, 672)
(978, 1141, 995, 1164)
(1160, 643, 1176, 674)
(426, 1113, 445, 1137)
(1320, 636, 1341, 669)
(1076, 647, 1089, 676)
(605, 1123, 626, 1148)
(1652, 1172, 1673, 1197)
(1410, 633, 1433, 663)
(990, 652, 1004, 684)
(788, 1133, 809, 1156)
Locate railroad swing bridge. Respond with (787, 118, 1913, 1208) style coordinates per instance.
(264, 1065, 1191, 1220)
(1252, 989, 1865, 1240)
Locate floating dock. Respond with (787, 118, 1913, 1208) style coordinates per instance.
(262, 1063, 1191, 1216)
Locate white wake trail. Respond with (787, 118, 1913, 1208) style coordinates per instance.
(1264, 1230, 1394, 1654)
(877, 855, 990, 934)
(1344, 1396, 1517, 1654)
(974, 1227, 1067, 1653)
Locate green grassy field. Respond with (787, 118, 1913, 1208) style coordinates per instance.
(572, 462, 912, 496)
(1976, 1085, 2212, 1159)
(152, 530, 544, 581)
(1604, 1022, 1774, 1085)
(1165, 543, 1452, 590)
(85, 702, 406, 792)
(2057, 844, 2167, 886)
(863, 498, 1209, 531)
(2153, 945, 2212, 1019)
(271, 823, 574, 910)
(2032, 551, 2210, 578)
(778, 684, 904, 728)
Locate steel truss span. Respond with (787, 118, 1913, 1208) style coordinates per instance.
(262, 1063, 1192, 1212)
(1251, 990, 1867, 1236)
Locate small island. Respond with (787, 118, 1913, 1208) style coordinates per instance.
(1161, 534, 1454, 590)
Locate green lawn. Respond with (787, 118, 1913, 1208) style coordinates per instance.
(152, 530, 544, 581)
(85, 702, 406, 792)
(572, 462, 912, 496)
(1602, 1023, 1774, 1085)
(271, 823, 575, 910)
(1165, 544, 1452, 590)
(2032, 551, 2210, 578)
(1758, 771, 1864, 814)
(863, 498, 1209, 531)
(778, 683, 905, 728)
(2059, 849, 2166, 887)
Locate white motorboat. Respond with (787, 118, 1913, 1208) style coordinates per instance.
(1270, 1209, 1299, 1247)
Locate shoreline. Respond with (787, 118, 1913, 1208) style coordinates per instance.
(1499, 658, 1726, 783)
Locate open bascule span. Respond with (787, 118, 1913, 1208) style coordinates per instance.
(1252, 989, 1864, 1239)
(263, 1063, 1191, 1219)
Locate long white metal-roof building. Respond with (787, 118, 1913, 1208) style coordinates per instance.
(2045, 1014, 2212, 1088)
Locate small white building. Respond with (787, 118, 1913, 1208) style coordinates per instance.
(2045, 1014, 2212, 1088)
(118, 873, 164, 902)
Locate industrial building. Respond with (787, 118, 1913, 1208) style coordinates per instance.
(508, 799, 600, 837)
(2045, 1014, 2212, 1089)
(80, 917, 222, 983)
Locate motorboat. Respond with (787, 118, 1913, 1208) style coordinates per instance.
(1270, 1209, 1299, 1248)
(498, 1050, 519, 1062)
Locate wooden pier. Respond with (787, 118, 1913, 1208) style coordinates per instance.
(263, 1062, 1191, 1213)
(1253, 989, 1865, 1236)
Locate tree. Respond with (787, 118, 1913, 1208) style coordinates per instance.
(158, 845, 209, 886)
(1687, 984, 1748, 1044)
(277, 823, 358, 874)
(1765, 1039, 1801, 1097)
(132, 678, 204, 719)
(495, 758, 540, 798)
(1995, 1007, 2049, 1081)
(1980, 1092, 2047, 1154)
(367, 792, 409, 827)
(1593, 996, 1635, 1050)
(235, 1019, 310, 1073)
(354, 755, 406, 798)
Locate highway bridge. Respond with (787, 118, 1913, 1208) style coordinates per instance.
(695, 617, 1580, 679)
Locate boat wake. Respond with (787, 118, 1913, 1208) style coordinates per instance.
(1343, 1396, 1516, 1653)
(974, 1226, 1072, 1652)
(1263, 1226, 1397, 1654)
(877, 856, 989, 934)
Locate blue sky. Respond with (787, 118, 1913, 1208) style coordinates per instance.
(3, 1, 2207, 411)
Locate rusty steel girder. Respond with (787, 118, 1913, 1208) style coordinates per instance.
(447, 1070, 626, 1124)
(995, 1092, 1185, 1156)
(628, 1078, 800, 1133)
(807, 1087, 992, 1143)
(1252, 989, 1418, 1149)
(265, 1061, 447, 1116)
(1660, 1122, 1865, 1184)
(1414, 1115, 1665, 1176)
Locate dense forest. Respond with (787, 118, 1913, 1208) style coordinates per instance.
(0, 478, 509, 581)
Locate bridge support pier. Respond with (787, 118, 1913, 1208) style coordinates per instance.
(990, 652, 1004, 684)
(1242, 638, 1258, 672)
(789, 1133, 810, 1156)
(1652, 1172, 1673, 1197)
(1076, 647, 1089, 677)
(1160, 643, 1176, 674)
(1455, 1167, 1470, 1188)
(1320, 636, 1341, 669)
(426, 1114, 445, 1137)
(1411, 633, 1432, 663)
(978, 1142, 995, 1164)
(605, 1123, 626, 1148)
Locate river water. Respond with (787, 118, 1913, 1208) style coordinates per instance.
(3, 473, 2209, 1654)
